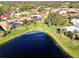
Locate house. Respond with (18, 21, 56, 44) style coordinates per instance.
(26, 17, 33, 24)
(0, 12, 11, 20)
(63, 18, 79, 33)
(63, 26, 79, 33)
(0, 15, 7, 20)
(68, 8, 78, 13)
(71, 19, 79, 27)
(20, 12, 27, 17)
(62, 26, 77, 33)
(59, 11, 67, 16)
(60, 3, 69, 11)
(45, 7, 51, 11)
(31, 8, 39, 14)
(14, 13, 21, 18)
(31, 15, 41, 21)
(0, 21, 10, 31)
(41, 11, 49, 18)
(4, 12, 11, 17)
(14, 13, 21, 22)
(69, 14, 79, 19)
(7, 18, 16, 23)
(50, 8, 61, 13)
(16, 8, 20, 13)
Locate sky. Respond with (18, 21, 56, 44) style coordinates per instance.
(0, 0, 79, 1)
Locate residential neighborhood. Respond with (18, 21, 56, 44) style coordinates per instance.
(0, 1, 79, 58)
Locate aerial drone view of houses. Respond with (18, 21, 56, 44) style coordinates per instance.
(1, 1, 79, 58)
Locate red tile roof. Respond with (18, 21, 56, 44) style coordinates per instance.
(42, 12, 49, 17)
(31, 8, 38, 13)
(0, 12, 11, 19)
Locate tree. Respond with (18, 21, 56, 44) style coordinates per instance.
(56, 28, 61, 33)
(19, 3, 38, 12)
(0, 4, 11, 20)
(0, 8, 4, 16)
(38, 6, 45, 12)
(45, 13, 68, 26)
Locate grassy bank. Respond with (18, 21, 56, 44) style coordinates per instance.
(0, 25, 31, 45)
(44, 26, 79, 58)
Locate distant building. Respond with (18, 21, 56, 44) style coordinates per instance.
(45, 7, 51, 11)
(0, 21, 10, 31)
(0, 12, 11, 20)
(15, 13, 21, 18)
(50, 8, 61, 13)
(71, 19, 79, 28)
(61, 2, 70, 11)
(59, 11, 67, 16)
(26, 17, 33, 24)
(31, 15, 41, 21)
(63, 14, 79, 33)
(68, 8, 77, 13)
(31, 8, 39, 14)
(63, 26, 79, 33)
(14, 13, 21, 22)
(63, 26, 76, 33)
(41, 11, 49, 18)
(16, 8, 20, 13)
(0, 15, 7, 20)
(70, 14, 79, 19)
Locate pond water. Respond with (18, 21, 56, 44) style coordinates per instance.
(0, 32, 71, 58)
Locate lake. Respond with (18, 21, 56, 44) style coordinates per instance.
(0, 32, 71, 58)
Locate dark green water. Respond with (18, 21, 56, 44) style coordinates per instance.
(0, 32, 71, 58)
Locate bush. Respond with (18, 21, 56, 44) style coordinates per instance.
(4, 31, 11, 36)
(72, 34, 79, 40)
(56, 28, 61, 33)
(66, 31, 73, 39)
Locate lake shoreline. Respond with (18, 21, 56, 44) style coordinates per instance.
(0, 32, 72, 58)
